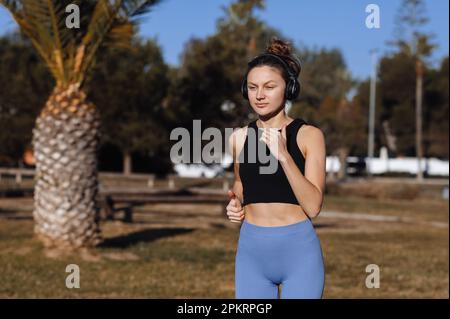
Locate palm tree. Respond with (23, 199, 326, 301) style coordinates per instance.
(391, 0, 435, 180)
(0, 0, 162, 249)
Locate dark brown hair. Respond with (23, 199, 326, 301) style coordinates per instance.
(264, 37, 301, 77)
(246, 37, 301, 86)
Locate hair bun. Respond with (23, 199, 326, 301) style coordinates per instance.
(265, 37, 301, 76)
(265, 37, 292, 56)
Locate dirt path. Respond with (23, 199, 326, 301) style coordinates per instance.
(319, 210, 449, 228)
(0, 198, 447, 231)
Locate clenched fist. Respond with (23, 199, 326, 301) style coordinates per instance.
(226, 190, 245, 224)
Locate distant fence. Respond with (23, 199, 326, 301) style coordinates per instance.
(0, 168, 234, 191)
(326, 156, 449, 177)
(0, 168, 35, 183)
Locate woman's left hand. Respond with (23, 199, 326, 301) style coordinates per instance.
(260, 123, 290, 162)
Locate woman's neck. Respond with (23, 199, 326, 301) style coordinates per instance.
(257, 113, 293, 129)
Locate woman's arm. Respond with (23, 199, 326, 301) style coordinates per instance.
(279, 125, 326, 218)
(229, 128, 244, 204)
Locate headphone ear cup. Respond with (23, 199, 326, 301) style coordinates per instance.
(285, 79, 295, 100)
(294, 80, 301, 98)
(286, 78, 300, 100)
(241, 78, 248, 100)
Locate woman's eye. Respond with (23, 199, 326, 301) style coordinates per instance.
(248, 86, 275, 90)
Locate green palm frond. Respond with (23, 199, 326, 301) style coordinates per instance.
(0, 0, 163, 87)
(77, 0, 163, 85)
(1, 0, 66, 81)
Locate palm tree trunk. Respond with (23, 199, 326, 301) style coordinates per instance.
(32, 84, 102, 249)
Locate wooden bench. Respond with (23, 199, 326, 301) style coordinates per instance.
(97, 187, 229, 222)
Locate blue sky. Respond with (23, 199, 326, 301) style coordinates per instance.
(0, 0, 448, 81)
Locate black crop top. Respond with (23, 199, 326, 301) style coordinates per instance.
(237, 118, 307, 207)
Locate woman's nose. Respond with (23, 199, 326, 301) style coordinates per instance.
(256, 88, 265, 99)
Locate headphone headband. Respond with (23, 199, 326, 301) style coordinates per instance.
(247, 53, 297, 79)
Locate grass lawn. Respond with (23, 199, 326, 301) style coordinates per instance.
(0, 195, 448, 298)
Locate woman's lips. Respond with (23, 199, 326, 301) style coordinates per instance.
(256, 103, 268, 108)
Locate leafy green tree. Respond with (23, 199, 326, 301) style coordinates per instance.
(163, 0, 271, 132)
(288, 47, 355, 180)
(87, 39, 170, 174)
(290, 46, 354, 123)
(389, 0, 437, 179)
(0, 33, 53, 165)
(423, 57, 448, 159)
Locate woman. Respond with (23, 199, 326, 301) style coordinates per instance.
(227, 37, 326, 299)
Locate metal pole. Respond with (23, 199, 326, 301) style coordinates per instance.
(367, 49, 378, 177)
(416, 58, 424, 181)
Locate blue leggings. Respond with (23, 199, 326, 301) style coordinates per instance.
(235, 218, 325, 299)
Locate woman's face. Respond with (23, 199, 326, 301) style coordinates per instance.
(246, 65, 286, 116)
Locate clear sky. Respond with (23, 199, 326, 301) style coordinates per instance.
(0, 0, 448, 81)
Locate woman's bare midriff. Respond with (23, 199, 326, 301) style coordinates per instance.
(243, 202, 309, 226)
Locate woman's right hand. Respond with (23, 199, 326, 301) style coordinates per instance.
(226, 190, 245, 223)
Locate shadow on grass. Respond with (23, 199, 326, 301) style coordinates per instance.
(98, 227, 195, 249)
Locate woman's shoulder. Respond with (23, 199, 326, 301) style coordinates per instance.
(299, 121, 322, 135)
(293, 118, 322, 136)
(295, 120, 325, 156)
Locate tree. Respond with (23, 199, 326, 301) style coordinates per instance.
(389, 0, 436, 180)
(353, 53, 448, 161)
(288, 46, 355, 180)
(0, 33, 53, 166)
(423, 57, 449, 159)
(289, 46, 354, 123)
(379, 52, 417, 157)
(87, 39, 170, 175)
(163, 0, 270, 130)
(162, 0, 281, 169)
(0, 0, 163, 249)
